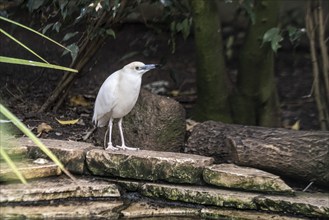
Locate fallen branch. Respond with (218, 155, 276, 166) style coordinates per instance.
(186, 121, 329, 187)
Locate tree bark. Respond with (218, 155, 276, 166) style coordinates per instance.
(186, 121, 329, 187)
(233, 0, 280, 127)
(305, 0, 329, 130)
(190, 0, 232, 122)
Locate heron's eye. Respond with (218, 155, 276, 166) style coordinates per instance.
(135, 67, 140, 71)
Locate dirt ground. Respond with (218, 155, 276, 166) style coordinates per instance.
(0, 23, 320, 143)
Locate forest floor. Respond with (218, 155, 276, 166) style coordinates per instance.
(0, 23, 319, 144)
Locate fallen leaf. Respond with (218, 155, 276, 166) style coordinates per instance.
(56, 118, 80, 125)
(291, 120, 300, 130)
(170, 90, 180, 97)
(69, 95, 90, 107)
(37, 122, 53, 136)
(186, 119, 199, 132)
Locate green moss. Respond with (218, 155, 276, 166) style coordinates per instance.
(142, 184, 256, 210)
(254, 197, 329, 218)
(204, 169, 293, 194)
(119, 157, 155, 180)
(156, 117, 185, 146)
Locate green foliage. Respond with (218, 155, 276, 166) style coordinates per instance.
(287, 25, 304, 43)
(0, 104, 77, 183)
(0, 16, 77, 183)
(0, 16, 78, 72)
(23, 0, 126, 61)
(27, 0, 47, 12)
(262, 25, 305, 53)
(62, 43, 79, 63)
(0, 16, 69, 52)
(0, 28, 49, 63)
(160, 0, 192, 53)
(0, 129, 27, 184)
(262, 27, 283, 53)
(240, 0, 256, 24)
(0, 56, 78, 72)
(106, 28, 116, 39)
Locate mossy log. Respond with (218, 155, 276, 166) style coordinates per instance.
(186, 121, 329, 187)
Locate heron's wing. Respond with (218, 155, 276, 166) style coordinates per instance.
(92, 72, 120, 127)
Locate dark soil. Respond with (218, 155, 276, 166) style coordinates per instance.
(0, 23, 320, 144)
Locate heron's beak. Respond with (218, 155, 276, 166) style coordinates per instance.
(142, 64, 161, 70)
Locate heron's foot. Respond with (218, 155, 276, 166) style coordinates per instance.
(116, 145, 139, 151)
(105, 143, 119, 151)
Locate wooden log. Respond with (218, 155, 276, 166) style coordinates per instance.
(186, 121, 329, 187)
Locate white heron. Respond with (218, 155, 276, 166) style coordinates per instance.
(92, 61, 159, 151)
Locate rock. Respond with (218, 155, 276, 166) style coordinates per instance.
(18, 137, 94, 174)
(0, 176, 120, 203)
(0, 134, 27, 159)
(95, 89, 186, 152)
(254, 192, 329, 218)
(0, 159, 61, 182)
(140, 183, 329, 218)
(86, 149, 214, 184)
(0, 200, 123, 219)
(201, 208, 306, 220)
(2, 144, 27, 159)
(203, 164, 294, 194)
(114, 179, 143, 192)
(121, 202, 199, 219)
(0, 121, 23, 136)
(141, 183, 257, 209)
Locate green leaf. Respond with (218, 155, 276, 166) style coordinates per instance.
(27, 0, 45, 12)
(62, 43, 79, 62)
(59, 0, 69, 19)
(63, 32, 79, 41)
(263, 27, 280, 43)
(0, 147, 27, 184)
(106, 28, 116, 39)
(181, 18, 191, 39)
(42, 23, 53, 34)
(0, 56, 78, 72)
(0, 16, 71, 53)
(287, 25, 303, 43)
(271, 34, 282, 53)
(75, 8, 85, 22)
(170, 21, 176, 32)
(113, 0, 120, 17)
(52, 22, 62, 33)
(176, 22, 183, 32)
(242, 0, 256, 25)
(0, 28, 49, 63)
(0, 104, 77, 183)
(262, 27, 282, 53)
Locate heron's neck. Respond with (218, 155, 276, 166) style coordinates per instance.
(119, 72, 142, 91)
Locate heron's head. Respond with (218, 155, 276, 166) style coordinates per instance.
(124, 61, 160, 75)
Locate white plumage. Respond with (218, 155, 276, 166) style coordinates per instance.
(93, 61, 159, 151)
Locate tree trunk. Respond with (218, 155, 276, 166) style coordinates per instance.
(233, 0, 280, 127)
(186, 121, 329, 187)
(305, 0, 329, 130)
(190, 0, 232, 122)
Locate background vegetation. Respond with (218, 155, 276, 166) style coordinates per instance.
(1, 0, 328, 130)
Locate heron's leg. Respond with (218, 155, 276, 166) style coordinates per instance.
(105, 118, 118, 151)
(117, 118, 139, 151)
(103, 128, 108, 149)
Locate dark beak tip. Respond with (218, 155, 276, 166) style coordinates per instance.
(154, 64, 162, 68)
